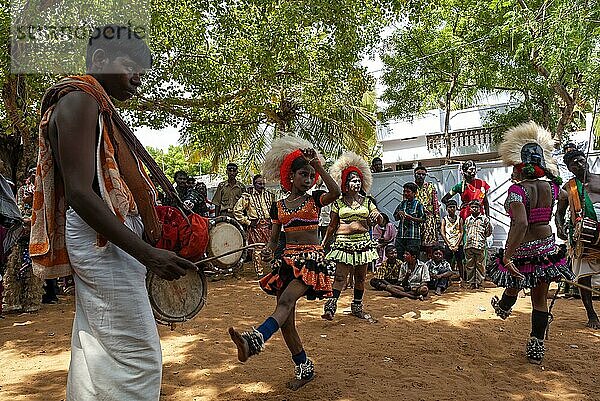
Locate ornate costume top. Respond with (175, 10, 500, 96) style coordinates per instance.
(504, 181, 559, 224)
(270, 190, 325, 233)
(331, 196, 376, 224)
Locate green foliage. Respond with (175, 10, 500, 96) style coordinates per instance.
(381, 0, 600, 145)
(146, 145, 204, 179)
(0, 0, 390, 179)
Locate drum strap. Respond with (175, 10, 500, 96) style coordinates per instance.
(568, 180, 583, 218)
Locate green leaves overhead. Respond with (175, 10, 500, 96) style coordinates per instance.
(380, 0, 600, 144)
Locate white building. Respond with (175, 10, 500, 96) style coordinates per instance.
(377, 93, 520, 170)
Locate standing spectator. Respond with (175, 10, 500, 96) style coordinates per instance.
(426, 246, 454, 295)
(164, 170, 188, 206)
(371, 157, 383, 173)
(0, 173, 23, 318)
(4, 168, 44, 312)
(198, 182, 216, 218)
(414, 165, 440, 259)
(441, 161, 490, 220)
(212, 163, 244, 217)
(372, 213, 397, 268)
(463, 200, 492, 289)
(182, 181, 210, 216)
(441, 199, 464, 280)
(393, 182, 425, 260)
(234, 174, 274, 277)
(174, 170, 189, 198)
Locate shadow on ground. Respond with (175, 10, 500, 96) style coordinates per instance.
(1, 271, 598, 401)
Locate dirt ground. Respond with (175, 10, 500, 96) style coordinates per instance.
(1, 272, 599, 401)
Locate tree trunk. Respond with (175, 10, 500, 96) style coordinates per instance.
(444, 75, 458, 161)
(1, 74, 37, 185)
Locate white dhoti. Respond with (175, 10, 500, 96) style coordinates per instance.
(572, 258, 600, 287)
(65, 208, 162, 401)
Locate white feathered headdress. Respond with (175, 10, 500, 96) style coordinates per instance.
(262, 136, 325, 191)
(498, 121, 558, 177)
(329, 151, 372, 193)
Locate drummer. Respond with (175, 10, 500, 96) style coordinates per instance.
(233, 174, 274, 277)
(28, 25, 195, 400)
(556, 149, 600, 329)
(228, 137, 340, 390)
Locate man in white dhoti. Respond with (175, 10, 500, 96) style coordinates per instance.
(29, 25, 195, 400)
(556, 149, 600, 329)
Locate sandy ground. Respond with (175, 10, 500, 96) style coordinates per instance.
(1, 271, 599, 401)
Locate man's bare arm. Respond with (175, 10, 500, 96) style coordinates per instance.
(54, 92, 193, 279)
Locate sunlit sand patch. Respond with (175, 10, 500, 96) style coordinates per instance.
(161, 334, 207, 364)
(236, 381, 273, 394)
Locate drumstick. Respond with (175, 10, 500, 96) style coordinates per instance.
(195, 243, 266, 266)
(561, 279, 600, 297)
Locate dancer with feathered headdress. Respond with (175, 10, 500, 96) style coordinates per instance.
(488, 121, 573, 365)
(321, 151, 383, 323)
(228, 136, 340, 390)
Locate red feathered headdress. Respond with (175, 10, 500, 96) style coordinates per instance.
(341, 166, 363, 192)
(279, 149, 320, 192)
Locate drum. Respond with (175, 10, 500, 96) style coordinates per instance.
(146, 268, 208, 326)
(575, 217, 600, 258)
(203, 216, 247, 273)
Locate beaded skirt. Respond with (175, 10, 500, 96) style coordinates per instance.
(326, 232, 378, 265)
(259, 244, 335, 300)
(488, 235, 573, 289)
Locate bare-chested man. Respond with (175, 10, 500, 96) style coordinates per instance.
(556, 150, 600, 329)
(30, 25, 195, 400)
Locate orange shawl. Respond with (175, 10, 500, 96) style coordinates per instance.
(30, 75, 161, 279)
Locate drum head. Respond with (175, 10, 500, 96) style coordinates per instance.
(146, 269, 207, 324)
(206, 216, 247, 270)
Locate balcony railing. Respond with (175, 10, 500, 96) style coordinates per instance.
(426, 127, 497, 155)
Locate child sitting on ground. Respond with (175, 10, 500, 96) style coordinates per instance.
(370, 245, 402, 289)
(426, 246, 455, 295)
(371, 246, 428, 300)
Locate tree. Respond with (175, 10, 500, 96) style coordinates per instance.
(380, 0, 508, 160)
(380, 0, 600, 151)
(0, 0, 390, 182)
(146, 145, 209, 180)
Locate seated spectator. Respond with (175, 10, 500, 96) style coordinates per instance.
(370, 245, 403, 289)
(426, 246, 455, 295)
(441, 199, 464, 279)
(372, 213, 397, 268)
(371, 247, 429, 300)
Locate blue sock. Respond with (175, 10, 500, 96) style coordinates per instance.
(256, 317, 279, 342)
(292, 349, 307, 365)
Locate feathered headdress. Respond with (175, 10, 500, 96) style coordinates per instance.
(329, 151, 372, 193)
(498, 121, 558, 177)
(262, 136, 324, 191)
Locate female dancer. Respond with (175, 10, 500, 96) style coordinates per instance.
(488, 122, 573, 365)
(228, 137, 340, 390)
(321, 152, 382, 322)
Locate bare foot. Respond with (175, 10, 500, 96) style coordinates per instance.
(586, 318, 600, 329)
(228, 327, 250, 362)
(287, 374, 315, 391)
(321, 311, 334, 321)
